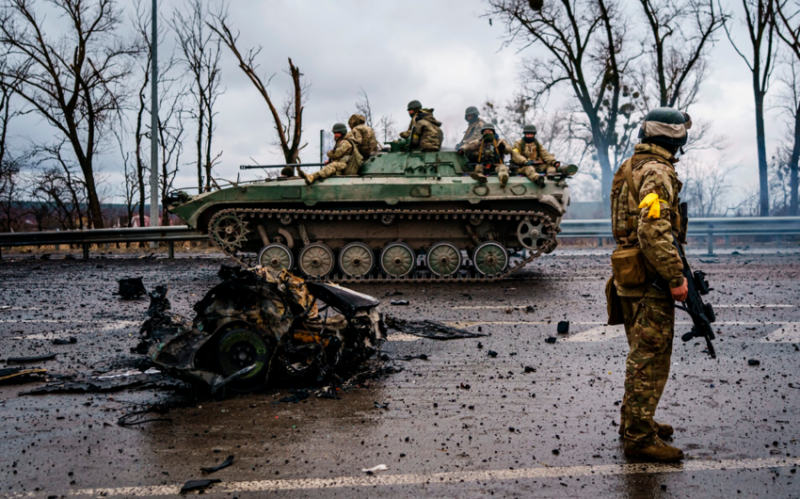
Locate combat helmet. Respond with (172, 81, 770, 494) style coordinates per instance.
(332, 123, 347, 135)
(465, 106, 480, 119)
(638, 107, 692, 147)
(481, 123, 496, 133)
(407, 100, 422, 111)
(523, 124, 537, 134)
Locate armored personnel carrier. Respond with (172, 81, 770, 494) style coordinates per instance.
(166, 150, 576, 282)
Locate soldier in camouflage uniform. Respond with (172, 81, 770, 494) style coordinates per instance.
(348, 114, 380, 158)
(399, 100, 443, 152)
(456, 106, 485, 150)
(458, 123, 511, 187)
(510, 124, 558, 185)
(298, 123, 363, 185)
(609, 107, 692, 462)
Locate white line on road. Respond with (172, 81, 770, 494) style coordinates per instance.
(9, 457, 799, 497)
(452, 304, 794, 310)
(562, 325, 626, 342)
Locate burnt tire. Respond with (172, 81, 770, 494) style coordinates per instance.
(215, 328, 270, 392)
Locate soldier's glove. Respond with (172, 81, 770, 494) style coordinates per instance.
(457, 149, 465, 156)
(526, 161, 535, 166)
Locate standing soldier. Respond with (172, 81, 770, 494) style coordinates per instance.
(510, 124, 557, 185)
(608, 107, 692, 462)
(348, 114, 380, 158)
(458, 123, 511, 187)
(456, 106, 485, 150)
(399, 100, 443, 152)
(298, 123, 363, 185)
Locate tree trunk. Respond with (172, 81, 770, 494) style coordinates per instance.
(196, 94, 205, 193)
(791, 102, 800, 216)
(754, 88, 770, 216)
(81, 163, 104, 229)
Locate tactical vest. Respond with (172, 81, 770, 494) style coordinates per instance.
(477, 138, 502, 165)
(522, 140, 543, 161)
(610, 152, 682, 247)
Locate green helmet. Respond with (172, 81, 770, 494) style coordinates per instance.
(465, 106, 479, 118)
(481, 123, 496, 133)
(332, 123, 347, 134)
(523, 124, 537, 135)
(407, 100, 422, 111)
(638, 107, 691, 147)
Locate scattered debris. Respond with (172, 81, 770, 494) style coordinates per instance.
(21, 371, 184, 395)
(144, 266, 385, 394)
(385, 316, 488, 340)
(52, 337, 77, 345)
(390, 300, 409, 306)
(399, 354, 428, 361)
(0, 367, 46, 384)
(117, 277, 147, 299)
(524, 366, 536, 373)
(545, 337, 558, 344)
(201, 455, 234, 474)
(6, 353, 57, 364)
(362, 464, 388, 474)
(460, 382, 471, 390)
(180, 479, 221, 494)
(374, 401, 390, 410)
(789, 383, 800, 389)
(278, 390, 310, 404)
(557, 321, 570, 334)
(748, 359, 761, 366)
(488, 350, 498, 358)
(117, 404, 172, 427)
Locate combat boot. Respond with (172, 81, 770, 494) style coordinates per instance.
(499, 172, 509, 187)
(469, 172, 488, 183)
(618, 420, 674, 439)
(297, 168, 315, 186)
(624, 437, 684, 462)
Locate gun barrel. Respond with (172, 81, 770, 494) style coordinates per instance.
(240, 163, 325, 170)
(558, 164, 579, 176)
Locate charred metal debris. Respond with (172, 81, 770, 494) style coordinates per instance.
(139, 264, 386, 394)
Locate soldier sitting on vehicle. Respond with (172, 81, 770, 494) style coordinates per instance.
(458, 123, 512, 187)
(510, 124, 558, 186)
(298, 123, 363, 185)
(348, 114, 380, 158)
(398, 100, 443, 152)
(455, 106, 485, 150)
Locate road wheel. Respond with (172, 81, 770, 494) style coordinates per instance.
(209, 213, 249, 252)
(427, 241, 462, 277)
(380, 242, 416, 277)
(215, 328, 270, 392)
(517, 218, 546, 250)
(338, 242, 375, 278)
(258, 243, 294, 273)
(298, 242, 335, 278)
(473, 241, 509, 276)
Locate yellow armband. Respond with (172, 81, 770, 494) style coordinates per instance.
(512, 148, 520, 153)
(638, 193, 669, 219)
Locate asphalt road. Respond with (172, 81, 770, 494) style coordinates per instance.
(1, 248, 799, 498)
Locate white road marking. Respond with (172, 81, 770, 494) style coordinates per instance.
(453, 304, 793, 310)
(386, 333, 423, 342)
(444, 321, 797, 327)
(9, 457, 799, 497)
(762, 323, 800, 343)
(562, 325, 626, 342)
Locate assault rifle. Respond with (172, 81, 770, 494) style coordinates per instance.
(239, 163, 326, 170)
(659, 202, 717, 358)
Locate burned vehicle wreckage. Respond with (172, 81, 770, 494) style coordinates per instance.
(140, 265, 385, 394)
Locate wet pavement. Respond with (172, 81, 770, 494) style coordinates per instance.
(1, 249, 799, 498)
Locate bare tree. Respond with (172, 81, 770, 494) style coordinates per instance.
(724, 0, 777, 216)
(354, 88, 373, 127)
(486, 0, 642, 210)
(376, 114, 396, 144)
(209, 14, 309, 164)
(29, 140, 89, 230)
(635, 0, 726, 111)
(0, 0, 139, 228)
(172, 0, 223, 193)
(677, 158, 737, 216)
(775, 0, 800, 215)
(0, 58, 23, 231)
(156, 92, 187, 226)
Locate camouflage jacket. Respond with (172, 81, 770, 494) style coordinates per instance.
(399, 109, 443, 152)
(327, 135, 356, 163)
(510, 139, 556, 169)
(348, 114, 380, 157)
(611, 143, 685, 297)
(462, 136, 511, 165)
(458, 118, 486, 148)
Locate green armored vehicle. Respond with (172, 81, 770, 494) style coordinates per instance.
(166, 150, 576, 281)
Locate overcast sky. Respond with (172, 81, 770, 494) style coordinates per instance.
(6, 0, 789, 205)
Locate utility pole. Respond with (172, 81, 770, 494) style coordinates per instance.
(319, 129, 324, 163)
(149, 0, 159, 238)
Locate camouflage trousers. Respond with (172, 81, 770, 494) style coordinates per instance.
(620, 296, 675, 445)
(316, 161, 347, 180)
(474, 163, 509, 180)
(517, 165, 543, 182)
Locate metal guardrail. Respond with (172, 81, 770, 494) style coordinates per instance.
(0, 217, 798, 259)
